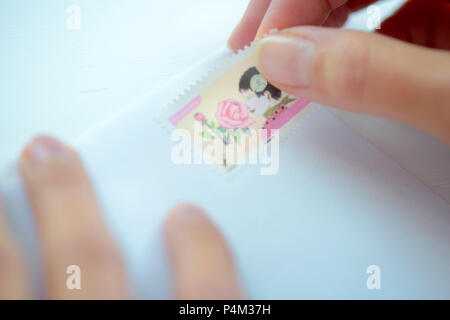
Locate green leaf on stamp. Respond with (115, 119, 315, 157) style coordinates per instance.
(243, 127, 252, 136)
(218, 126, 226, 133)
(201, 131, 215, 139)
(209, 121, 216, 128)
(234, 135, 239, 143)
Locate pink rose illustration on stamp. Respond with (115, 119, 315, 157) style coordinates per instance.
(216, 99, 255, 129)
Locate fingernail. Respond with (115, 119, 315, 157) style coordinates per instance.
(25, 136, 70, 165)
(257, 35, 315, 87)
(170, 203, 205, 224)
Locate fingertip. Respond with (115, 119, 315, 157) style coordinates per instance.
(166, 202, 206, 226)
(256, 30, 316, 91)
(164, 202, 209, 245)
(227, 25, 242, 53)
(20, 136, 73, 168)
(164, 203, 243, 299)
(18, 136, 127, 299)
(227, 22, 255, 53)
(228, 0, 272, 52)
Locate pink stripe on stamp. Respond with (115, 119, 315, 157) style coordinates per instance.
(169, 95, 202, 126)
(265, 98, 310, 139)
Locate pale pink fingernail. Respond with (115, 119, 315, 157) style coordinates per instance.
(171, 203, 206, 224)
(26, 136, 71, 164)
(257, 35, 316, 87)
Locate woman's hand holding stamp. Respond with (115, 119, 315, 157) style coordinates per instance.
(229, 0, 450, 143)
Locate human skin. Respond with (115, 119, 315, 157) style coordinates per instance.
(229, 0, 450, 144)
(2, 0, 449, 300)
(0, 136, 243, 299)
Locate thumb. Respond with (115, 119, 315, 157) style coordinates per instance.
(256, 26, 450, 143)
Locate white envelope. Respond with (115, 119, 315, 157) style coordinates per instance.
(2, 48, 450, 299)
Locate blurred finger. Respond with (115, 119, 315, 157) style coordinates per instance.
(165, 203, 243, 299)
(0, 197, 29, 299)
(19, 136, 127, 299)
(228, 0, 272, 52)
(256, 27, 450, 143)
(229, 0, 380, 52)
(254, 0, 348, 39)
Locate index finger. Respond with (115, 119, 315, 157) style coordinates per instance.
(229, 0, 347, 52)
(255, 0, 348, 38)
(228, 0, 272, 53)
(229, 0, 382, 52)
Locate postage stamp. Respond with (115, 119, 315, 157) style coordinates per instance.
(161, 38, 314, 173)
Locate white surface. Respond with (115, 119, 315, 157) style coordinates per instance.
(2, 47, 450, 299)
(1, 0, 450, 299)
(1, 0, 449, 203)
(330, 110, 450, 204)
(0, 0, 247, 165)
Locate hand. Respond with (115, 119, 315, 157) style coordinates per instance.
(0, 136, 243, 299)
(229, 0, 450, 143)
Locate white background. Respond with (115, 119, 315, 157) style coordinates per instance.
(1, 0, 449, 202)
